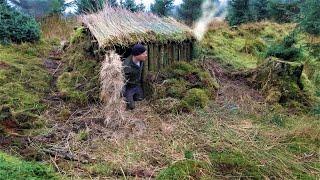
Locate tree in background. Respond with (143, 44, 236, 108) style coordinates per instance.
(227, 0, 251, 26)
(8, 0, 66, 17)
(299, 0, 320, 36)
(121, 0, 144, 12)
(107, 0, 118, 7)
(0, 3, 40, 44)
(150, 0, 174, 17)
(267, 0, 300, 23)
(75, 0, 105, 13)
(250, 0, 269, 21)
(177, 0, 203, 26)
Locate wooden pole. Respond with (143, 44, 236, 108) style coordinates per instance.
(149, 43, 154, 71)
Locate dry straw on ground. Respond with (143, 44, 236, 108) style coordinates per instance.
(100, 51, 126, 128)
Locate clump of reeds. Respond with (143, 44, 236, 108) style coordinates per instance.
(100, 50, 126, 128)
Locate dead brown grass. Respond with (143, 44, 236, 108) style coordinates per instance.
(40, 15, 78, 41)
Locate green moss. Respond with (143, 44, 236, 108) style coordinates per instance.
(201, 21, 294, 70)
(0, 83, 46, 113)
(165, 79, 187, 98)
(152, 62, 218, 113)
(70, 27, 85, 44)
(210, 150, 263, 178)
(0, 42, 51, 116)
(57, 72, 88, 104)
(0, 151, 59, 179)
(59, 33, 100, 104)
(169, 61, 195, 78)
(183, 88, 209, 108)
(156, 160, 213, 180)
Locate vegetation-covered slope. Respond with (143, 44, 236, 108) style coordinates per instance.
(0, 18, 319, 179)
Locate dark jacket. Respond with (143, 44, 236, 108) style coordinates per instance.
(123, 55, 144, 88)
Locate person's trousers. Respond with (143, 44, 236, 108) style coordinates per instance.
(123, 85, 144, 109)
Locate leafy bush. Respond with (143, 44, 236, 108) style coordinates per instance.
(0, 5, 40, 44)
(266, 32, 301, 61)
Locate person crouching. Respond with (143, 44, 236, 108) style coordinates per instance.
(123, 44, 147, 110)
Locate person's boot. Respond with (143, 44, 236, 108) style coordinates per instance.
(126, 101, 135, 110)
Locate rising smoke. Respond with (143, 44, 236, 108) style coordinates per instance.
(194, 0, 229, 41)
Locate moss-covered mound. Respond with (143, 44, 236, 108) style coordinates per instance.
(0, 41, 55, 133)
(150, 61, 219, 113)
(240, 57, 316, 109)
(57, 27, 100, 105)
(201, 21, 295, 70)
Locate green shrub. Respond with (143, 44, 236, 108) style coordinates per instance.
(266, 32, 301, 61)
(183, 88, 209, 108)
(0, 5, 40, 44)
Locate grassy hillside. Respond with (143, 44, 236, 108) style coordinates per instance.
(0, 41, 57, 132)
(0, 19, 319, 179)
(201, 21, 320, 108)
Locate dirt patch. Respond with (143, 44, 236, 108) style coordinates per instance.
(204, 59, 266, 114)
(0, 61, 10, 69)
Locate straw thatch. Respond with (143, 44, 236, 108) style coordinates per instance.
(100, 50, 126, 128)
(79, 6, 195, 48)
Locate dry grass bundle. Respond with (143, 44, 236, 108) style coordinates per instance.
(79, 6, 194, 48)
(100, 51, 126, 128)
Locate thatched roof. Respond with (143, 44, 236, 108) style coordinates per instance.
(79, 7, 195, 48)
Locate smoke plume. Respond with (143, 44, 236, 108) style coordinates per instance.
(194, 0, 229, 41)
